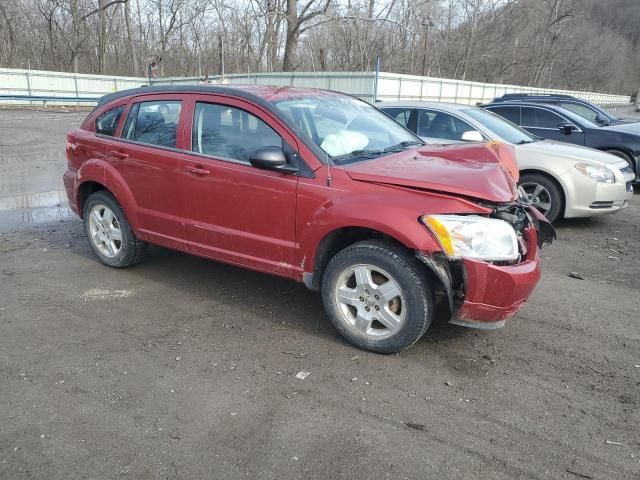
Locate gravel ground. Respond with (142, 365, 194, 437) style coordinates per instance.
(0, 108, 639, 479)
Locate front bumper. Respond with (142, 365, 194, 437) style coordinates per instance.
(450, 228, 541, 328)
(562, 168, 634, 218)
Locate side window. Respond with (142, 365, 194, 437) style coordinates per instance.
(122, 100, 182, 148)
(521, 107, 564, 128)
(381, 108, 413, 128)
(417, 109, 478, 141)
(95, 105, 125, 136)
(192, 102, 282, 163)
(559, 102, 598, 123)
(488, 106, 521, 125)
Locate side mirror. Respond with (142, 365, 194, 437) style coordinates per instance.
(595, 114, 610, 126)
(461, 130, 483, 142)
(557, 122, 575, 135)
(249, 146, 297, 173)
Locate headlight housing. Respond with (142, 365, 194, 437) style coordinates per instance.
(575, 163, 614, 184)
(422, 215, 519, 262)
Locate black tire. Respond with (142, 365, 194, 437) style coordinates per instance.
(321, 240, 434, 353)
(82, 190, 147, 268)
(519, 173, 563, 223)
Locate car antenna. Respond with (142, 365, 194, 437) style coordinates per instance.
(326, 152, 333, 187)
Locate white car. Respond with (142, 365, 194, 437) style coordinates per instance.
(379, 101, 635, 222)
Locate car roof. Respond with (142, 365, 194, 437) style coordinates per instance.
(377, 100, 471, 111)
(97, 84, 344, 107)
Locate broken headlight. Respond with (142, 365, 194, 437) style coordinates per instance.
(422, 214, 519, 262)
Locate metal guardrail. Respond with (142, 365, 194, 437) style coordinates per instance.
(0, 94, 99, 105)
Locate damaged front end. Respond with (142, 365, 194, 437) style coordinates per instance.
(418, 200, 555, 329)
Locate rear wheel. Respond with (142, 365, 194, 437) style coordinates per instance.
(519, 173, 563, 223)
(321, 240, 433, 353)
(83, 191, 147, 268)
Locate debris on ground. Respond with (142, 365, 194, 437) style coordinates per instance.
(568, 272, 584, 280)
(282, 351, 308, 358)
(295, 371, 311, 380)
(566, 469, 592, 479)
(605, 440, 623, 446)
(445, 381, 452, 386)
(406, 422, 426, 431)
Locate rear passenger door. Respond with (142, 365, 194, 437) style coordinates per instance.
(109, 95, 190, 249)
(179, 95, 300, 277)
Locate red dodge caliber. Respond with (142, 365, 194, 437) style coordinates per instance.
(64, 85, 553, 353)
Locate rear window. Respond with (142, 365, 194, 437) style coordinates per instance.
(95, 105, 125, 136)
(122, 101, 182, 148)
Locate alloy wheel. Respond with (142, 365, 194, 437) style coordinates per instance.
(333, 264, 406, 339)
(88, 204, 122, 258)
(520, 182, 553, 217)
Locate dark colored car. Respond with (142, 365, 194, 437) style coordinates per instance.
(490, 93, 636, 127)
(482, 101, 640, 179)
(63, 85, 552, 353)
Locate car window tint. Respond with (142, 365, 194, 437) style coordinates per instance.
(488, 106, 520, 125)
(559, 102, 598, 123)
(122, 101, 181, 148)
(192, 102, 282, 162)
(521, 107, 564, 128)
(417, 109, 478, 141)
(95, 105, 125, 136)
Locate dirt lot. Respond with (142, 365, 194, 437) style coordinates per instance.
(1, 109, 639, 479)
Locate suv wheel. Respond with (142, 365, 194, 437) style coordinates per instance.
(83, 191, 147, 268)
(519, 173, 563, 223)
(321, 240, 433, 353)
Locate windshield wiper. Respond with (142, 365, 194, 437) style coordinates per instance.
(382, 140, 423, 153)
(332, 148, 384, 161)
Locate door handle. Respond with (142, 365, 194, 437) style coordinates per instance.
(185, 165, 211, 176)
(109, 150, 129, 159)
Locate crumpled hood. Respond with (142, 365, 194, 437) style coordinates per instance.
(343, 143, 518, 203)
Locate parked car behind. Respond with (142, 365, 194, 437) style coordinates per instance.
(379, 101, 634, 222)
(490, 94, 637, 127)
(64, 85, 553, 353)
(482, 101, 640, 180)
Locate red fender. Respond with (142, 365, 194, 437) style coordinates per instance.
(76, 159, 142, 231)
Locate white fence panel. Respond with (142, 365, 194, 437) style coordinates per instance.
(1, 68, 630, 108)
(0, 68, 146, 105)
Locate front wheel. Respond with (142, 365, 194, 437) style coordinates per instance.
(321, 240, 434, 353)
(519, 173, 563, 223)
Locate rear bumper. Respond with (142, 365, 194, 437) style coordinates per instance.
(450, 228, 541, 328)
(63, 170, 80, 216)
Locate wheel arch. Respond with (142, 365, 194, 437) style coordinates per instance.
(519, 169, 567, 218)
(76, 159, 141, 229)
(601, 148, 637, 175)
